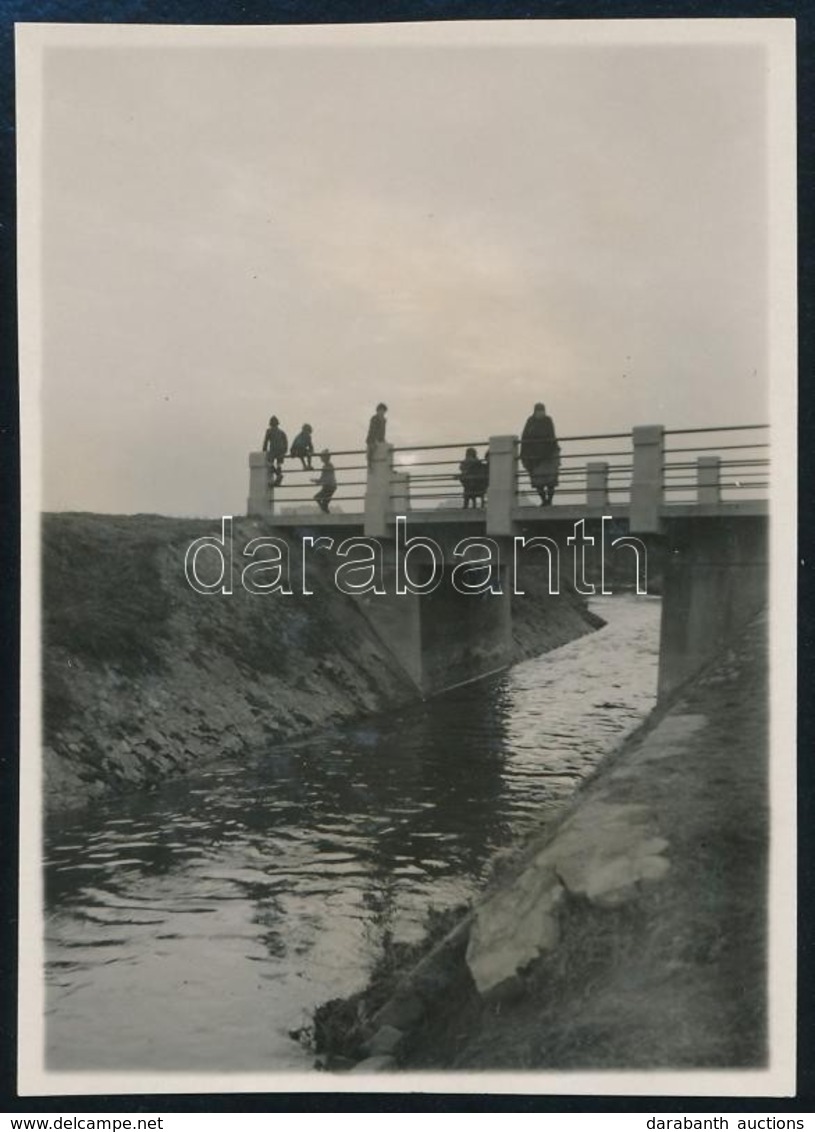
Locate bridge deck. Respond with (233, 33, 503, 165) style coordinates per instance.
(259, 499, 768, 529)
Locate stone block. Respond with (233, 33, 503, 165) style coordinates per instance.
(466, 800, 672, 994)
(466, 864, 564, 995)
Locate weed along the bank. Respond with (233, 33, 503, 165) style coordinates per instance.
(183, 515, 648, 597)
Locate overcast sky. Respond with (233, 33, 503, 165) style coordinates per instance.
(35, 25, 775, 516)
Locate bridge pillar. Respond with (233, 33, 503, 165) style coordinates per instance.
(630, 425, 665, 533)
(697, 456, 721, 504)
(657, 515, 768, 700)
(355, 557, 514, 696)
(392, 469, 411, 515)
(364, 441, 392, 538)
(486, 435, 517, 537)
(419, 563, 514, 692)
(354, 585, 423, 692)
(247, 452, 273, 517)
(586, 461, 609, 509)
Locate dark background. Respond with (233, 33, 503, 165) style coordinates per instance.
(0, 0, 811, 1114)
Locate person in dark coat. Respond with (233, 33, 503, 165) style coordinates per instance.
(262, 415, 288, 486)
(366, 403, 388, 467)
(458, 447, 489, 509)
(520, 402, 560, 505)
(477, 449, 490, 502)
(290, 424, 314, 470)
(313, 449, 337, 513)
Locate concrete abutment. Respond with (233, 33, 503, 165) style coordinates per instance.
(353, 558, 514, 697)
(657, 515, 768, 700)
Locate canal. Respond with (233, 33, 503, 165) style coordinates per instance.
(44, 594, 661, 1071)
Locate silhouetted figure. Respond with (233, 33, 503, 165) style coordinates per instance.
(290, 424, 314, 470)
(520, 402, 560, 506)
(313, 449, 337, 513)
(459, 447, 489, 509)
(262, 415, 288, 486)
(366, 402, 388, 468)
(477, 449, 490, 503)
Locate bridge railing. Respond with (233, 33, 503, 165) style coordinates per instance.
(568, 423, 771, 528)
(662, 424, 770, 506)
(247, 422, 770, 531)
(247, 446, 370, 516)
(390, 441, 491, 511)
(514, 430, 635, 508)
(386, 432, 640, 511)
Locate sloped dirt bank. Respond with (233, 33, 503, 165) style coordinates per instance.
(42, 512, 600, 812)
(313, 611, 769, 1072)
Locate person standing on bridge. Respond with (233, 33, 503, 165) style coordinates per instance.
(313, 449, 337, 513)
(520, 402, 560, 506)
(262, 415, 289, 487)
(366, 402, 388, 468)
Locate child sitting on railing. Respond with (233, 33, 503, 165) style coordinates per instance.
(290, 424, 314, 470)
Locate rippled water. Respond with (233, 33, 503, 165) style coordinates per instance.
(44, 595, 661, 1071)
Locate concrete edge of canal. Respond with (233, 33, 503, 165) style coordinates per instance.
(311, 607, 769, 1072)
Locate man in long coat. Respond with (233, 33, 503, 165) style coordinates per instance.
(520, 402, 560, 506)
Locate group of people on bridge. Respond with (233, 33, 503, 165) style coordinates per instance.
(457, 403, 560, 508)
(261, 400, 559, 514)
(262, 403, 390, 514)
(262, 417, 337, 513)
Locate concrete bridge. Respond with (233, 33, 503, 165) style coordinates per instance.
(246, 423, 769, 702)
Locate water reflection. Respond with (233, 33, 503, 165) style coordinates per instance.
(44, 595, 660, 1071)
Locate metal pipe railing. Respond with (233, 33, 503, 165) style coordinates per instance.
(663, 424, 768, 435)
(665, 442, 770, 453)
(251, 423, 771, 521)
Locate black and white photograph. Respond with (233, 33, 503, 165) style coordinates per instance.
(16, 18, 797, 1096)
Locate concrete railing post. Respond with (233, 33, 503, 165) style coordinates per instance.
(486, 435, 517, 537)
(247, 452, 273, 517)
(391, 470, 411, 516)
(697, 455, 721, 504)
(630, 425, 665, 533)
(364, 440, 392, 538)
(586, 461, 609, 509)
